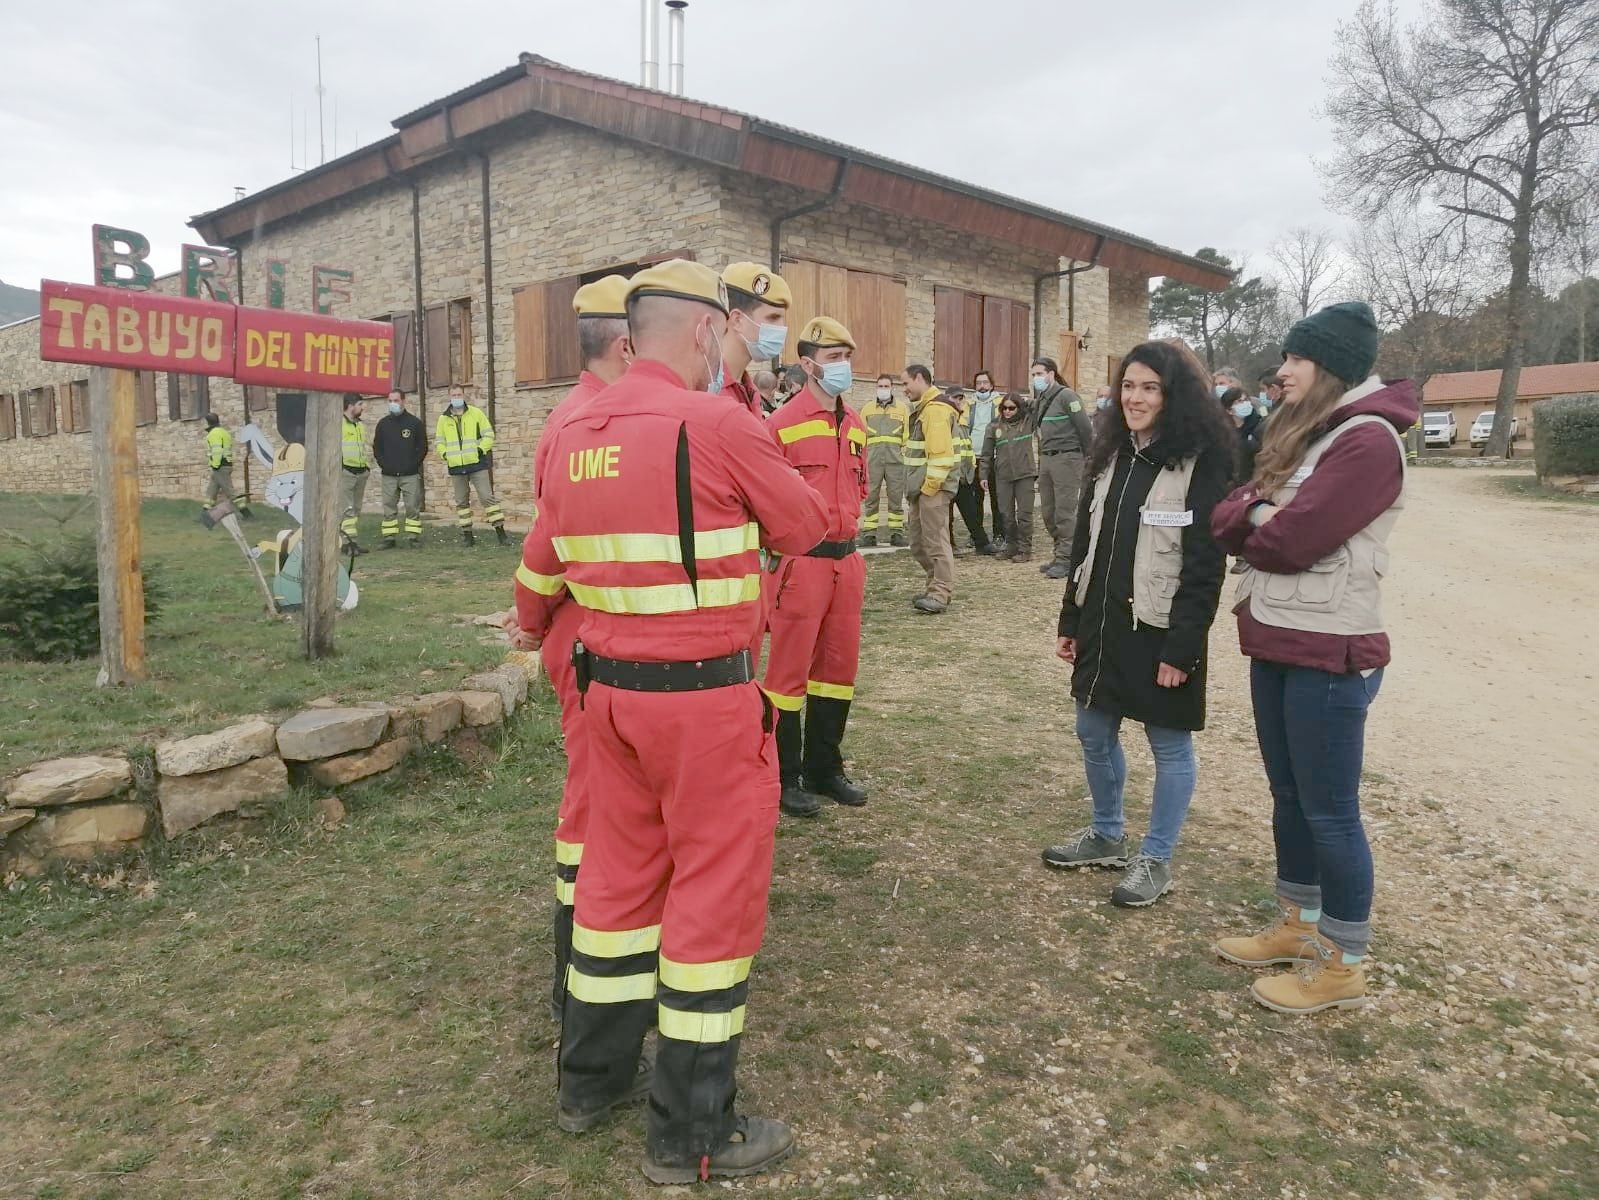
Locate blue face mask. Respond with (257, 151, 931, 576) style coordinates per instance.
(974, 388, 992, 400)
(1258, 391, 1273, 409)
(1031, 375, 1048, 393)
(388, 401, 402, 415)
(1214, 384, 1227, 400)
(700, 325, 725, 395)
(1232, 400, 1254, 418)
(746, 322, 787, 361)
(818, 361, 854, 398)
(1097, 396, 1111, 410)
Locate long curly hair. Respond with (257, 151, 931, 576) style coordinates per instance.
(1086, 340, 1238, 479)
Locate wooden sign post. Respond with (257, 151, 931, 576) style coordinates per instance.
(88, 367, 147, 686)
(299, 393, 343, 659)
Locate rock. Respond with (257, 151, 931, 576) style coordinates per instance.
(471, 611, 509, 627)
(462, 667, 527, 716)
(307, 696, 340, 709)
(315, 796, 346, 828)
(158, 756, 289, 838)
(276, 708, 390, 761)
(4, 755, 131, 808)
(308, 737, 414, 787)
(505, 650, 543, 680)
(154, 718, 277, 778)
(406, 692, 464, 743)
(0, 808, 38, 836)
(8, 801, 149, 860)
(458, 690, 504, 727)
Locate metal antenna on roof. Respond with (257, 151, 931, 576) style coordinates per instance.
(316, 34, 326, 165)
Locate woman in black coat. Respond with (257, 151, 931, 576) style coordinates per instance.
(1041, 340, 1235, 908)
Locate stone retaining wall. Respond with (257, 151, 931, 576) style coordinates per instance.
(0, 652, 540, 876)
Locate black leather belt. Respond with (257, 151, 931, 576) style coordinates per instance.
(805, 539, 857, 558)
(343, 465, 371, 474)
(578, 646, 754, 693)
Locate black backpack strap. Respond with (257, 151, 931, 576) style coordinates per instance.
(674, 422, 699, 606)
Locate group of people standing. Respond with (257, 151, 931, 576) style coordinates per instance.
(502, 264, 1417, 1184)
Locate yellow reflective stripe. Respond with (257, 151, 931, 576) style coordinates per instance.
(516, 563, 566, 596)
(866, 435, 901, 445)
(806, 680, 854, 701)
(928, 455, 959, 466)
(657, 1004, 746, 1044)
(568, 574, 760, 615)
(555, 877, 575, 905)
(553, 523, 758, 564)
(573, 922, 661, 958)
(555, 839, 583, 866)
(567, 966, 656, 1004)
(778, 419, 835, 445)
(762, 688, 805, 712)
(659, 954, 753, 993)
(847, 428, 866, 445)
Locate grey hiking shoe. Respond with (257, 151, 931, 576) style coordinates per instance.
(642, 1116, 797, 1185)
(1111, 855, 1174, 908)
(1041, 827, 1129, 869)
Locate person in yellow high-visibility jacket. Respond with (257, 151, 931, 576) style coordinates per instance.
(339, 393, 372, 553)
(202, 413, 249, 515)
(901, 364, 961, 614)
(859, 375, 909, 546)
(434, 384, 507, 547)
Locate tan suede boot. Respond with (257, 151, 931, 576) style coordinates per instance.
(1250, 942, 1368, 1014)
(1214, 902, 1320, 966)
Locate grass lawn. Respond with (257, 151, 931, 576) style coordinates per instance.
(2, 548, 1595, 1198)
(0, 492, 522, 775)
(1491, 474, 1599, 506)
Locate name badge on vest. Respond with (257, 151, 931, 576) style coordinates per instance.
(1288, 465, 1314, 486)
(1142, 509, 1194, 527)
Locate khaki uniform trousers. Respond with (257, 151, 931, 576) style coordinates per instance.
(1038, 451, 1085, 567)
(906, 489, 956, 605)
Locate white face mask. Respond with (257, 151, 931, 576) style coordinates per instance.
(875, 388, 892, 402)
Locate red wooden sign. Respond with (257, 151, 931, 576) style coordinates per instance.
(39, 280, 236, 377)
(233, 308, 394, 394)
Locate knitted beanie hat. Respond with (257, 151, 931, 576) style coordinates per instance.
(1282, 301, 1380, 385)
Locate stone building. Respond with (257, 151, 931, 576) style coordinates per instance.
(0, 53, 1227, 516)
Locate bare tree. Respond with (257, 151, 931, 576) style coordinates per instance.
(1269, 227, 1345, 318)
(1325, 0, 1599, 456)
(1551, 170, 1599, 361)
(1347, 210, 1484, 385)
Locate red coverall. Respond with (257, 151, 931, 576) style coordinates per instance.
(516, 367, 610, 1017)
(760, 384, 869, 788)
(516, 358, 828, 1164)
(725, 371, 761, 419)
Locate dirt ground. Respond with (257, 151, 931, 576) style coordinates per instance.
(1361, 470, 1599, 886)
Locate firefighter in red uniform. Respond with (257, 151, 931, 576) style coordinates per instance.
(718, 262, 791, 419)
(511, 274, 633, 1022)
(515, 260, 829, 1184)
(761, 317, 871, 817)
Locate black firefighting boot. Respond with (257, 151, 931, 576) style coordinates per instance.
(643, 1114, 797, 1185)
(462, 528, 476, 547)
(860, 531, 878, 547)
(775, 711, 821, 817)
(551, 896, 574, 1023)
(495, 524, 511, 546)
(802, 696, 867, 807)
(557, 966, 656, 1133)
(381, 538, 398, 550)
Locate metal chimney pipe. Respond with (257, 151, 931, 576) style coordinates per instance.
(640, 0, 660, 89)
(666, 1, 687, 96)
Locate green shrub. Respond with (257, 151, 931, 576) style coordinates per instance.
(0, 536, 164, 662)
(1533, 393, 1599, 478)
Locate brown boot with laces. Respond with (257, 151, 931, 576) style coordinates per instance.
(1250, 939, 1368, 1015)
(1214, 902, 1322, 967)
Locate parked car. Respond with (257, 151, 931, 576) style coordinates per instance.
(1423, 410, 1458, 447)
(1470, 412, 1519, 448)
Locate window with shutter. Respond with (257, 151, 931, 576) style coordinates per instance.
(936, 286, 1031, 390)
(168, 374, 208, 421)
(424, 300, 473, 388)
(0, 393, 15, 440)
(388, 311, 417, 393)
(513, 253, 696, 388)
(245, 385, 271, 414)
(26, 386, 56, 436)
(781, 258, 905, 379)
(135, 372, 159, 426)
(64, 380, 90, 433)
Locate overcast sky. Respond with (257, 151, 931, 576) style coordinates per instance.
(1, 0, 1428, 289)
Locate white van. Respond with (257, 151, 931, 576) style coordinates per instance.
(1422, 410, 1457, 447)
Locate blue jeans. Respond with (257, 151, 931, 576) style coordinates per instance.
(1250, 660, 1383, 956)
(1074, 702, 1197, 861)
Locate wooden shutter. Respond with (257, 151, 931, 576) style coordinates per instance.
(18, 389, 31, 437)
(845, 269, 906, 379)
(543, 279, 581, 382)
(245, 384, 270, 414)
(424, 304, 450, 388)
(1057, 333, 1080, 392)
(167, 372, 182, 421)
(1106, 354, 1120, 389)
(980, 297, 1031, 391)
(196, 375, 211, 417)
(134, 373, 158, 426)
(390, 311, 417, 393)
(66, 380, 89, 433)
(449, 298, 474, 385)
(0, 393, 14, 440)
(935, 286, 985, 386)
(780, 260, 818, 362)
(514, 284, 549, 386)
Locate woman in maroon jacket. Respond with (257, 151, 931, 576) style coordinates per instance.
(1210, 302, 1419, 1015)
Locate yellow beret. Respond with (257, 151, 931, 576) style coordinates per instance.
(798, 315, 856, 349)
(721, 262, 792, 308)
(573, 274, 630, 319)
(625, 259, 729, 314)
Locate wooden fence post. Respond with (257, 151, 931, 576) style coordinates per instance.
(88, 366, 147, 686)
(300, 390, 342, 659)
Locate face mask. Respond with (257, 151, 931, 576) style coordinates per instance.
(1214, 384, 1227, 400)
(875, 388, 891, 402)
(1232, 400, 1253, 418)
(974, 388, 992, 400)
(818, 361, 853, 398)
(699, 324, 725, 395)
(743, 320, 787, 361)
(388, 401, 402, 415)
(450, 396, 464, 409)
(1031, 375, 1048, 393)
(1097, 396, 1111, 410)
(1260, 392, 1274, 409)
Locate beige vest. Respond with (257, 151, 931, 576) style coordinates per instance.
(1237, 383, 1405, 637)
(1074, 452, 1199, 630)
